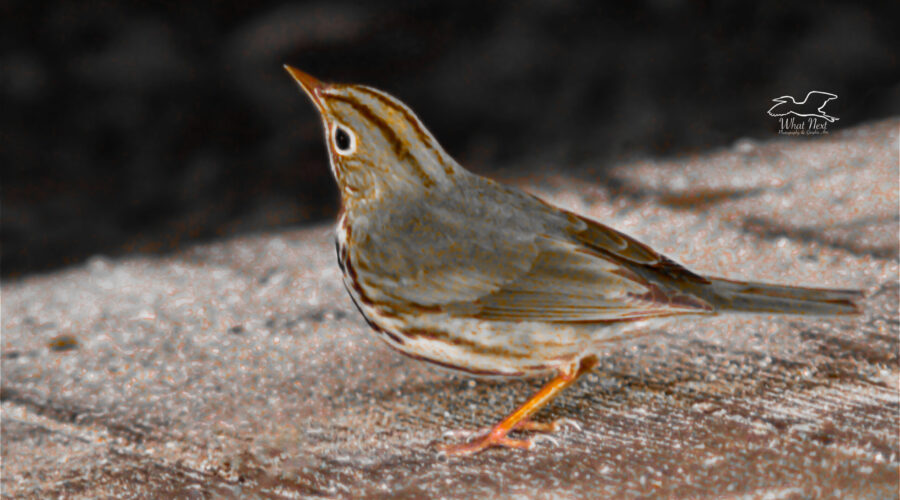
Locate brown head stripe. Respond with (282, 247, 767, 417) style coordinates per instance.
(328, 94, 435, 188)
(356, 86, 456, 176)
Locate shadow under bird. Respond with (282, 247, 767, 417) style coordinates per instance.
(284, 65, 863, 455)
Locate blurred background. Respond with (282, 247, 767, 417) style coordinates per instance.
(2, 0, 898, 277)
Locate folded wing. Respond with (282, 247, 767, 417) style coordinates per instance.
(452, 218, 714, 322)
(360, 185, 714, 323)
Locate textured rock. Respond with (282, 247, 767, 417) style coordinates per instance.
(2, 119, 898, 498)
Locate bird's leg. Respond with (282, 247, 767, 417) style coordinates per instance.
(438, 356, 597, 455)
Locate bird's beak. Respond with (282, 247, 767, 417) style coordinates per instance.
(284, 64, 325, 111)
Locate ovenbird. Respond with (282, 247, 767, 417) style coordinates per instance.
(284, 65, 862, 455)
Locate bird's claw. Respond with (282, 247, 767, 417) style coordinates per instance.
(529, 433, 560, 447)
(553, 417, 582, 432)
(515, 416, 581, 433)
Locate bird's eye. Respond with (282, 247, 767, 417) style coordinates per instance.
(332, 124, 356, 155)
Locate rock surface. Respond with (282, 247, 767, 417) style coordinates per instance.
(2, 119, 898, 498)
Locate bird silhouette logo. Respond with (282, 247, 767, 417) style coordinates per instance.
(767, 91, 839, 123)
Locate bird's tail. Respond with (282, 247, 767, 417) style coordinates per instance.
(708, 277, 863, 316)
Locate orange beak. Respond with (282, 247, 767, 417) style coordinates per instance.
(284, 64, 326, 110)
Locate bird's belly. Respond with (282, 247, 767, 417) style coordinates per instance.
(386, 312, 583, 377)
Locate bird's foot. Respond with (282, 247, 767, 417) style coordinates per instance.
(437, 417, 580, 455)
(437, 430, 538, 455)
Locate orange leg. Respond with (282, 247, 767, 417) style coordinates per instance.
(438, 356, 597, 455)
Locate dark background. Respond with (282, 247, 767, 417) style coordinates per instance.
(2, 0, 898, 277)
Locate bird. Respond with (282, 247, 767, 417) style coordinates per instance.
(767, 91, 839, 123)
(284, 66, 862, 455)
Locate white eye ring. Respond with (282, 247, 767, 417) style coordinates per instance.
(331, 123, 356, 155)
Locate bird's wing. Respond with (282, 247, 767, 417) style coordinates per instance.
(817, 95, 837, 111)
(806, 91, 836, 107)
(353, 180, 712, 322)
(449, 212, 713, 322)
(565, 211, 710, 285)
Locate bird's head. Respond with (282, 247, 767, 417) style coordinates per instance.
(284, 65, 460, 202)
